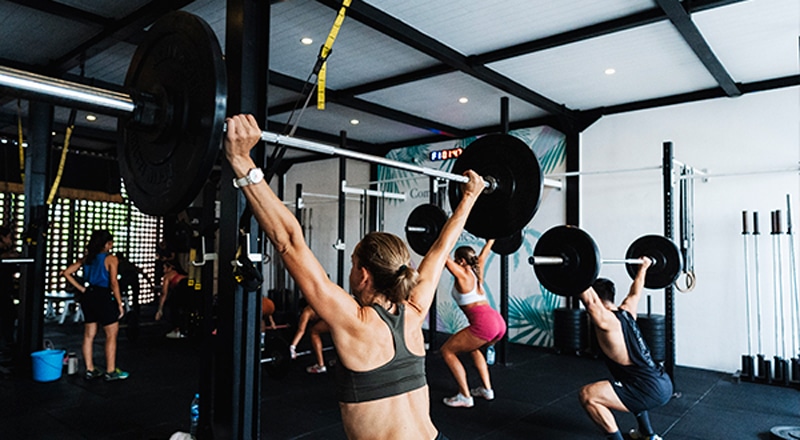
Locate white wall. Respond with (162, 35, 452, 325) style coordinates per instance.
(581, 87, 800, 373)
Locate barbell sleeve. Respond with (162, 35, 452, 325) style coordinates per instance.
(529, 256, 566, 265)
(405, 226, 428, 233)
(0, 65, 135, 115)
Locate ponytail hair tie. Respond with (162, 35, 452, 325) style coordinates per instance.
(396, 264, 407, 276)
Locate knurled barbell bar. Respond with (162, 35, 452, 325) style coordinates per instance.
(528, 225, 683, 296)
(0, 12, 542, 239)
(260, 336, 335, 379)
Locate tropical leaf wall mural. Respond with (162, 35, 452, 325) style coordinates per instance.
(381, 127, 566, 348)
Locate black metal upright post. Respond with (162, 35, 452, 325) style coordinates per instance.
(564, 124, 580, 310)
(198, 177, 218, 439)
(337, 135, 347, 288)
(497, 97, 511, 365)
(428, 177, 438, 348)
(16, 101, 52, 371)
(662, 141, 676, 382)
(213, 1, 270, 439)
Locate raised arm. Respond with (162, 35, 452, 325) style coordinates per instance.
(407, 171, 484, 314)
(619, 257, 652, 315)
(224, 115, 356, 329)
(579, 287, 617, 331)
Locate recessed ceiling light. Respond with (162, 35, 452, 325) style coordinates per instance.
(85, 114, 97, 121)
(51, 131, 56, 136)
(300, 37, 313, 45)
(350, 119, 360, 125)
(458, 97, 469, 104)
(604, 68, 616, 75)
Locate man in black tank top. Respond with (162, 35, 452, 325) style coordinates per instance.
(577, 258, 672, 440)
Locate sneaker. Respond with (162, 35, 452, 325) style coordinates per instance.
(84, 368, 103, 380)
(104, 368, 130, 381)
(306, 364, 326, 374)
(165, 330, 185, 339)
(290, 345, 297, 359)
(443, 393, 474, 408)
(470, 386, 495, 400)
(628, 430, 662, 440)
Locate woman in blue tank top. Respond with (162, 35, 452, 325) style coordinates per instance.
(62, 229, 129, 381)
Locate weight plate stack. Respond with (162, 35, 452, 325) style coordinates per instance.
(553, 308, 587, 354)
(637, 314, 666, 364)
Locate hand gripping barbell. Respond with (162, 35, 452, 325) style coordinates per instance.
(528, 225, 683, 296)
(0, 11, 542, 240)
(261, 336, 336, 379)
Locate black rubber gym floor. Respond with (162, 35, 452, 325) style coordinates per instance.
(1, 306, 798, 440)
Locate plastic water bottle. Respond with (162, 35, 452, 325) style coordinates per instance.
(486, 345, 496, 365)
(189, 393, 200, 438)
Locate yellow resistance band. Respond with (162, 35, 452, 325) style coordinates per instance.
(46, 125, 73, 204)
(16, 102, 24, 183)
(317, 0, 351, 110)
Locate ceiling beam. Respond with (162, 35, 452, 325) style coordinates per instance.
(47, 0, 197, 76)
(5, 0, 112, 27)
(268, 71, 467, 137)
(315, 0, 574, 122)
(585, 74, 799, 122)
(655, 0, 741, 97)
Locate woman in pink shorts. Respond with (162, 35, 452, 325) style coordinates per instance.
(441, 239, 507, 408)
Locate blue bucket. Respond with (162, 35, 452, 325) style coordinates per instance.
(31, 349, 65, 382)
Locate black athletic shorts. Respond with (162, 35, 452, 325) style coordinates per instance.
(611, 370, 673, 414)
(80, 285, 119, 326)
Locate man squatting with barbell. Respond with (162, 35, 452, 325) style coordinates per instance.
(579, 257, 673, 440)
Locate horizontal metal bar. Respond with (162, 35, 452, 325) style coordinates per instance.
(0, 65, 135, 115)
(548, 165, 662, 178)
(0, 258, 35, 264)
(405, 226, 427, 233)
(530, 256, 565, 265)
(603, 258, 646, 265)
(262, 131, 490, 188)
(341, 182, 406, 200)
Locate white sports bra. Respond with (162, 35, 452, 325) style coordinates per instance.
(451, 271, 485, 306)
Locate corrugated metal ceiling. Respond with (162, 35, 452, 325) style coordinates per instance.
(0, 0, 796, 161)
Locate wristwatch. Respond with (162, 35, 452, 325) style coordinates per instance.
(233, 167, 264, 188)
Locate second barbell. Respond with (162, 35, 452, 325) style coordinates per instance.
(528, 225, 683, 297)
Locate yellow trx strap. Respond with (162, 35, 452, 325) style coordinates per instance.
(317, 62, 327, 110)
(47, 124, 74, 204)
(16, 100, 24, 183)
(317, 0, 351, 110)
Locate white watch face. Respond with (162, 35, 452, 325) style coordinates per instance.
(249, 168, 264, 183)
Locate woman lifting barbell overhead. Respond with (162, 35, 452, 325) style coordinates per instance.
(578, 258, 673, 440)
(225, 114, 485, 440)
(441, 239, 507, 408)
